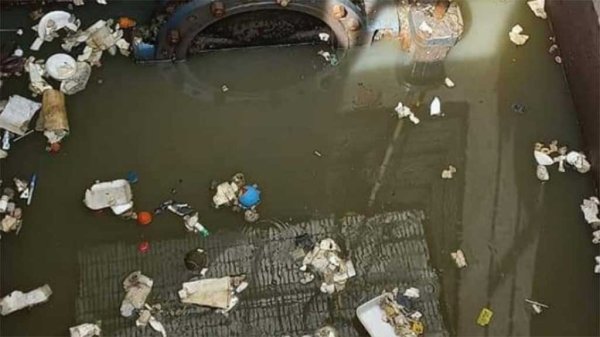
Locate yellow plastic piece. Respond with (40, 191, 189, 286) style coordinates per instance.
(477, 308, 493, 326)
(411, 321, 424, 334)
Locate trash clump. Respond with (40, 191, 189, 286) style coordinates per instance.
(120, 271, 153, 317)
(211, 172, 261, 222)
(155, 200, 210, 236)
(379, 289, 424, 337)
(0, 176, 36, 238)
(565, 151, 591, 173)
(533, 141, 590, 181)
(62, 19, 130, 67)
(0, 185, 23, 238)
(0, 284, 52, 315)
(119, 271, 167, 336)
(317, 50, 338, 66)
(30, 11, 81, 51)
(395, 102, 419, 125)
(296, 237, 356, 294)
(24, 57, 53, 96)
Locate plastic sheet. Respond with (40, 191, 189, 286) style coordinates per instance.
(0, 95, 41, 136)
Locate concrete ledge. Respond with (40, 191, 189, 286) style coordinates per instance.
(548, 0, 600, 187)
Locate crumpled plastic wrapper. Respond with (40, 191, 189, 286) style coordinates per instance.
(69, 323, 101, 337)
(62, 19, 130, 67)
(527, 0, 547, 19)
(581, 197, 600, 226)
(395, 102, 419, 125)
(24, 57, 53, 96)
(300, 238, 356, 294)
(509, 25, 529, 46)
(60, 62, 91, 95)
(120, 271, 153, 317)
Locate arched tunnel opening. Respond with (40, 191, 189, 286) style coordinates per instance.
(187, 9, 336, 54)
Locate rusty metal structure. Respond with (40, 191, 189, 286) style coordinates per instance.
(147, 0, 366, 60)
(132, 0, 464, 62)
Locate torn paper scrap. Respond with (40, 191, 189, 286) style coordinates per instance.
(148, 317, 167, 337)
(581, 197, 600, 225)
(509, 24, 529, 46)
(527, 0, 547, 19)
(451, 249, 467, 268)
(441, 165, 457, 179)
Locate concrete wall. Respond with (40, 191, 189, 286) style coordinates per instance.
(547, 0, 600, 188)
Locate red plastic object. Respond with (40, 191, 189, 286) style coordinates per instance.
(48, 142, 61, 153)
(137, 211, 152, 226)
(138, 241, 150, 253)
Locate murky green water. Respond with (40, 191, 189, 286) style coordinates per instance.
(1, 1, 598, 336)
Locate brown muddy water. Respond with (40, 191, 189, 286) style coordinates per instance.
(0, 0, 598, 336)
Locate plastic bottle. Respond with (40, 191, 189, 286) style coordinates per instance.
(195, 223, 210, 237)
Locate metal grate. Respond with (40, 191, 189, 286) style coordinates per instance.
(77, 210, 447, 337)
